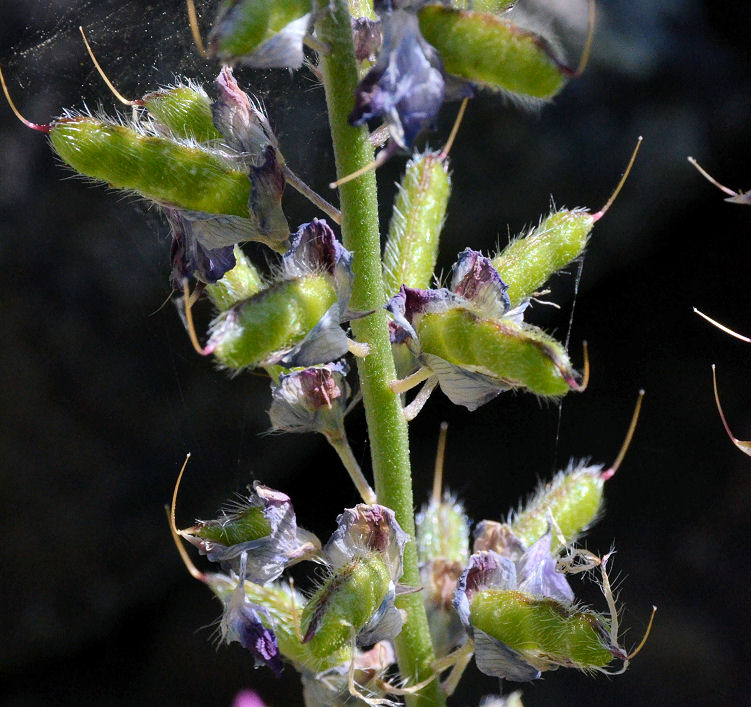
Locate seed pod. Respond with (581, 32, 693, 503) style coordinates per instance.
(50, 117, 251, 216)
(492, 208, 594, 308)
(181, 482, 321, 583)
(415, 425, 470, 656)
(207, 572, 351, 672)
(510, 391, 643, 549)
(469, 589, 618, 673)
(206, 246, 265, 311)
(301, 505, 409, 657)
(510, 463, 605, 549)
(208, 0, 313, 68)
(143, 83, 223, 142)
(417, 307, 579, 397)
(418, 6, 570, 100)
(207, 274, 339, 369)
(383, 150, 451, 295)
(301, 553, 393, 658)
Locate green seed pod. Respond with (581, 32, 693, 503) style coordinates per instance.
(301, 554, 392, 658)
(511, 464, 604, 550)
(383, 150, 451, 295)
(492, 208, 594, 308)
(416, 307, 579, 396)
(209, 0, 312, 61)
(143, 84, 223, 143)
(208, 573, 350, 671)
(192, 504, 271, 546)
(416, 495, 469, 568)
(470, 589, 617, 671)
(50, 117, 251, 216)
(207, 274, 338, 370)
(206, 246, 265, 311)
(510, 391, 643, 549)
(417, 6, 570, 99)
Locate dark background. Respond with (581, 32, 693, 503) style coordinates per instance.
(2, 1, 751, 705)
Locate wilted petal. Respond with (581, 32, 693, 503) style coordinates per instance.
(352, 17, 383, 61)
(283, 219, 352, 280)
(356, 581, 404, 646)
(515, 529, 573, 603)
(473, 628, 541, 682)
(350, 10, 445, 149)
(212, 66, 277, 155)
(324, 504, 409, 582)
(183, 483, 318, 584)
(269, 362, 350, 436)
(166, 208, 237, 286)
(453, 551, 516, 631)
(422, 354, 508, 410)
(451, 248, 510, 318)
(221, 553, 283, 676)
(242, 14, 311, 69)
(473, 521, 527, 560)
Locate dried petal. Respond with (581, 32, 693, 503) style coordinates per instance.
(451, 248, 510, 318)
(350, 10, 445, 149)
(269, 362, 350, 437)
(221, 552, 283, 676)
(183, 482, 319, 583)
(324, 504, 409, 583)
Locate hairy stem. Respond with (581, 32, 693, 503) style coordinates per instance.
(316, 3, 445, 705)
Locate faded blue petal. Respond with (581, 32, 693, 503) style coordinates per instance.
(244, 14, 310, 69)
(166, 208, 237, 286)
(325, 504, 409, 582)
(356, 581, 404, 646)
(515, 529, 573, 603)
(453, 551, 516, 631)
(212, 67, 277, 155)
(273, 305, 351, 368)
(473, 628, 541, 682)
(269, 362, 350, 436)
(186, 483, 318, 584)
(350, 10, 444, 149)
(221, 553, 283, 676)
(421, 354, 508, 411)
(451, 248, 510, 318)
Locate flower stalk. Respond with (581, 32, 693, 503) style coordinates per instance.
(317, 1, 445, 704)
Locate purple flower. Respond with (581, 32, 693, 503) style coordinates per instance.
(221, 552, 283, 676)
(350, 8, 446, 150)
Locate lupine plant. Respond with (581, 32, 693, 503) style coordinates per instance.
(2, 0, 655, 704)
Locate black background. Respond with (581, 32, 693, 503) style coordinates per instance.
(2, 1, 751, 705)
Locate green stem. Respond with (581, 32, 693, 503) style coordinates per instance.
(316, 4, 445, 705)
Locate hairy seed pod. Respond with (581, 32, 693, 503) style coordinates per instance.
(209, 573, 350, 671)
(510, 464, 604, 549)
(50, 117, 251, 216)
(207, 274, 338, 369)
(383, 150, 451, 295)
(492, 209, 593, 308)
(194, 505, 271, 546)
(470, 589, 617, 671)
(416, 308, 579, 396)
(300, 554, 392, 658)
(416, 496, 470, 568)
(143, 84, 223, 142)
(206, 246, 265, 311)
(418, 7, 570, 99)
(209, 0, 312, 60)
